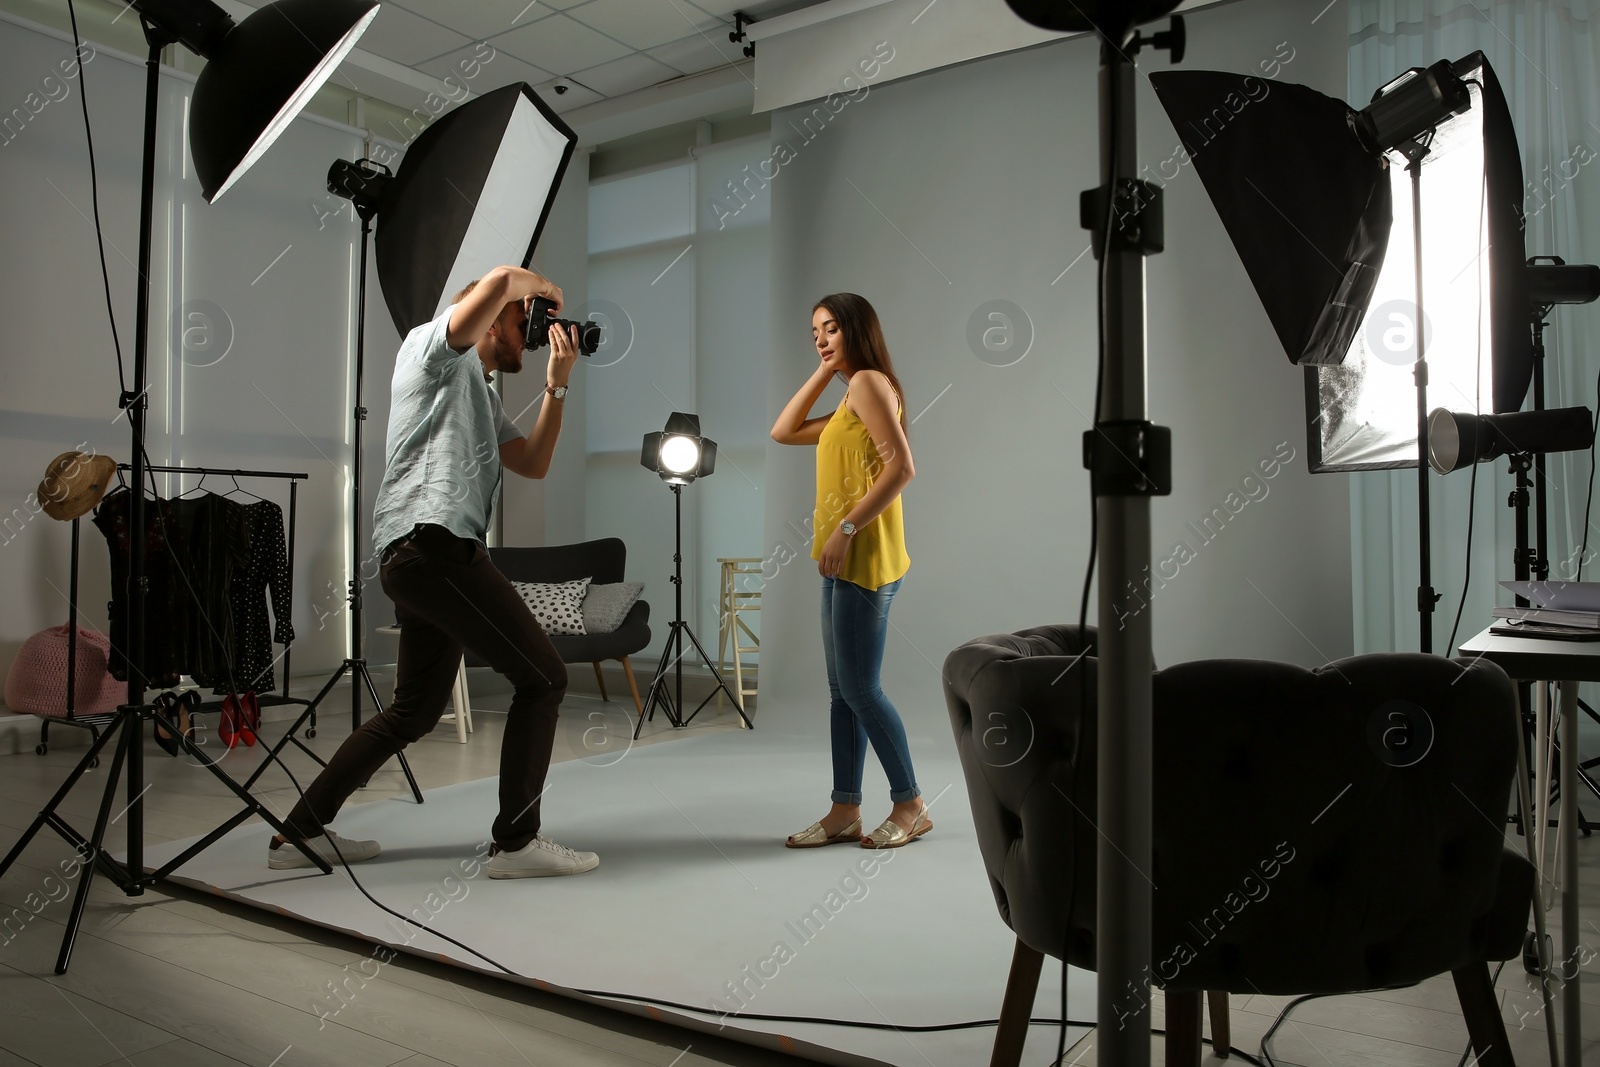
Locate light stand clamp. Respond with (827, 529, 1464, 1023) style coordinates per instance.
(1084, 421, 1172, 497)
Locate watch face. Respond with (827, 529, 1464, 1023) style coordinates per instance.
(552, 386, 567, 398)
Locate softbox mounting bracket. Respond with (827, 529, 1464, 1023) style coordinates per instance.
(1083, 421, 1172, 497)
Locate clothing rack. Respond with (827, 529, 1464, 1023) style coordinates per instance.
(40, 463, 308, 755)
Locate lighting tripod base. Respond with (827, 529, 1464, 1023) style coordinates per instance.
(0, 701, 332, 973)
(635, 621, 751, 739)
(256, 658, 424, 805)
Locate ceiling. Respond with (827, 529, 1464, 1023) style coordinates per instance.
(236, 0, 814, 116)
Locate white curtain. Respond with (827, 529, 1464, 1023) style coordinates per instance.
(1348, 0, 1600, 655)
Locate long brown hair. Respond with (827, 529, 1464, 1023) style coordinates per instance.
(813, 293, 907, 424)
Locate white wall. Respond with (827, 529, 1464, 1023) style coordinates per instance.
(0, 12, 587, 697)
(502, 149, 589, 552)
(0, 17, 372, 692)
(757, 0, 1355, 736)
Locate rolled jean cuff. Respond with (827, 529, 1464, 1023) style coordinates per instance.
(831, 789, 863, 805)
(889, 785, 921, 804)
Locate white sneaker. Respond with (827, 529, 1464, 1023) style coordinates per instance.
(268, 829, 381, 870)
(486, 834, 599, 878)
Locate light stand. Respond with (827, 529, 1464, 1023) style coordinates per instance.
(1004, 4, 1182, 1061)
(1402, 150, 1445, 652)
(1346, 59, 1475, 652)
(248, 160, 422, 804)
(1082, 24, 1177, 1066)
(0, 0, 381, 970)
(635, 414, 749, 739)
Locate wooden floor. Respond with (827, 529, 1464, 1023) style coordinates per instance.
(0, 683, 1595, 1067)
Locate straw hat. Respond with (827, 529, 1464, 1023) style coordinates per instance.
(38, 451, 118, 521)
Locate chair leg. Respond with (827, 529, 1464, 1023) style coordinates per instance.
(1206, 990, 1230, 1058)
(619, 656, 644, 716)
(592, 661, 609, 702)
(991, 938, 1045, 1067)
(1452, 964, 1516, 1067)
(1165, 990, 1202, 1067)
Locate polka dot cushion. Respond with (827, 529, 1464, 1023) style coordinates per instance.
(512, 578, 590, 636)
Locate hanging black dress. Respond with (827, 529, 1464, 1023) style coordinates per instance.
(216, 499, 295, 693)
(92, 488, 189, 687)
(172, 493, 251, 691)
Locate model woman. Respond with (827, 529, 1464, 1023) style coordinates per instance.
(771, 293, 928, 850)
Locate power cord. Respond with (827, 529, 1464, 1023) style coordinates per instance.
(1444, 174, 1488, 658)
(65, 0, 128, 396)
(1256, 970, 1505, 1067)
(1575, 358, 1600, 581)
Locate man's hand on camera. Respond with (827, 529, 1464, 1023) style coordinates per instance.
(548, 321, 578, 388)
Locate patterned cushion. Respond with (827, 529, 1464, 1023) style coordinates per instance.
(582, 582, 645, 634)
(512, 578, 590, 636)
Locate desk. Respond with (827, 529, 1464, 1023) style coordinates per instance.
(374, 625, 473, 744)
(1458, 626, 1588, 1067)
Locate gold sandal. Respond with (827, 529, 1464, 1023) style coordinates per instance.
(785, 816, 863, 849)
(862, 808, 932, 849)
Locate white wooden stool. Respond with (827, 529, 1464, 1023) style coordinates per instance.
(375, 625, 473, 743)
(716, 558, 762, 724)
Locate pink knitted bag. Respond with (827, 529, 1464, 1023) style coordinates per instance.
(5, 625, 124, 717)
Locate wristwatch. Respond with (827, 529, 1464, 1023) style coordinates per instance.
(547, 384, 568, 400)
(839, 520, 857, 537)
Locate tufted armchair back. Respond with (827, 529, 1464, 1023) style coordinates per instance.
(944, 624, 1534, 998)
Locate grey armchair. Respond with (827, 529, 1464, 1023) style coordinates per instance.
(466, 539, 650, 713)
(944, 625, 1534, 1067)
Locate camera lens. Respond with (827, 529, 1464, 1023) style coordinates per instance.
(579, 321, 603, 355)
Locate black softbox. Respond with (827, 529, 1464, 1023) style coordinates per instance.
(1149, 71, 1393, 367)
(375, 83, 578, 335)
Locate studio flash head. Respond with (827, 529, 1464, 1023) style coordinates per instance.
(524, 296, 603, 356)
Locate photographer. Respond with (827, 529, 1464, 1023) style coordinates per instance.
(269, 264, 598, 879)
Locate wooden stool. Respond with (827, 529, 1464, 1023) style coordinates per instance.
(716, 558, 762, 726)
(375, 625, 473, 744)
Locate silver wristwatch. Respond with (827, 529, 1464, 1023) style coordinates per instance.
(547, 384, 568, 400)
(840, 520, 857, 537)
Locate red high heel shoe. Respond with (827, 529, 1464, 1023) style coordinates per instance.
(219, 693, 243, 750)
(240, 690, 260, 746)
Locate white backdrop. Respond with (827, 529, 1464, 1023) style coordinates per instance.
(755, 0, 1357, 745)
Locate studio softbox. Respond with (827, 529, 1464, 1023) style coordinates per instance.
(1151, 54, 1531, 472)
(1149, 71, 1392, 368)
(375, 83, 577, 335)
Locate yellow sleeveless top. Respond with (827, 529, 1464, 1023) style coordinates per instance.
(812, 390, 910, 590)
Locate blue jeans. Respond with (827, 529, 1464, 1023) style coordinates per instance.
(821, 576, 919, 804)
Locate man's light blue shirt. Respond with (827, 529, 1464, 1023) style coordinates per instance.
(371, 305, 522, 557)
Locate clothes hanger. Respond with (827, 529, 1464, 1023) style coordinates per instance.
(176, 469, 209, 499)
(224, 473, 265, 502)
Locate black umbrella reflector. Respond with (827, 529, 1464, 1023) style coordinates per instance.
(1305, 54, 1529, 472)
(375, 83, 577, 335)
(1149, 70, 1392, 368)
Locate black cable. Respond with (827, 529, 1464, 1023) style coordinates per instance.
(66, 0, 128, 395)
(1059, 34, 1117, 1067)
(1575, 359, 1600, 581)
(1444, 456, 1479, 657)
(1258, 992, 1321, 1067)
(1445, 173, 1489, 658)
(1258, 976, 1487, 1067)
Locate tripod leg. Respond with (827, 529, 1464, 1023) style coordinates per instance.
(0, 713, 129, 882)
(678, 624, 752, 729)
(358, 662, 422, 804)
(55, 712, 136, 973)
(635, 632, 681, 740)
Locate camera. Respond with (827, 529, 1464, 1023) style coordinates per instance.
(524, 296, 602, 356)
